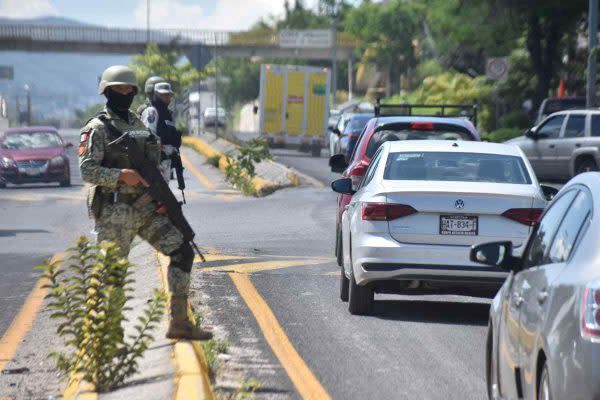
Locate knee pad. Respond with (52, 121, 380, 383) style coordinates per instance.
(169, 242, 194, 273)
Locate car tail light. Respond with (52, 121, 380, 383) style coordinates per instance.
(410, 122, 434, 130)
(349, 162, 368, 190)
(581, 283, 600, 342)
(362, 203, 417, 221)
(501, 208, 544, 226)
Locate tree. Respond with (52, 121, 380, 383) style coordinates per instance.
(496, 0, 587, 110)
(345, 0, 420, 95)
(130, 42, 205, 96)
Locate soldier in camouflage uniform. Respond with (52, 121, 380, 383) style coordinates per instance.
(136, 75, 165, 117)
(79, 65, 212, 340)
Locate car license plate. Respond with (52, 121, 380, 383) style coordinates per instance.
(440, 215, 478, 236)
(19, 167, 41, 176)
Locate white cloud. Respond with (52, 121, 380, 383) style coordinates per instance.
(133, 0, 286, 31)
(0, 0, 58, 18)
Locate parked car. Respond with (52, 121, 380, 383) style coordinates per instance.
(0, 126, 72, 188)
(331, 140, 556, 315)
(329, 115, 481, 268)
(508, 109, 600, 181)
(203, 107, 227, 127)
(471, 172, 600, 400)
(325, 110, 341, 151)
(535, 96, 585, 124)
(336, 113, 373, 157)
(328, 112, 354, 156)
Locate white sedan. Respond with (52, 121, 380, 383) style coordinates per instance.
(331, 140, 557, 315)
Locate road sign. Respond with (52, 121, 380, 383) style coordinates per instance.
(187, 45, 213, 70)
(486, 58, 509, 80)
(279, 30, 332, 49)
(0, 65, 13, 80)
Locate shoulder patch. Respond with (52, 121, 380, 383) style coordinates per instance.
(147, 109, 157, 124)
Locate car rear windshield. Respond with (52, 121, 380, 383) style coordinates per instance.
(542, 99, 585, 115)
(343, 115, 372, 134)
(366, 127, 472, 158)
(2, 132, 62, 150)
(384, 151, 532, 184)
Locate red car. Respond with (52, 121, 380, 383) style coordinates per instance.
(0, 126, 72, 188)
(329, 115, 481, 268)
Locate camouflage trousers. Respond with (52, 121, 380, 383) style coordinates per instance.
(94, 200, 190, 296)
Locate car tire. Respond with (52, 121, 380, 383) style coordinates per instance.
(348, 267, 373, 315)
(575, 158, 598, 175)
(538, 362, 552, 400)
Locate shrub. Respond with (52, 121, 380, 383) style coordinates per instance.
(223, 138, 271, 196)
(483, 128, 524, 143)
(497, 110, 530, 129)
(39, 237, 166, 392)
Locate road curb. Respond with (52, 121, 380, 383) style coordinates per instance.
(182, 136, 299, 196)
(157, 253, 215, 400)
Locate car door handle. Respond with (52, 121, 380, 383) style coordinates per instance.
(344, 205, 350, 211)
(537, 291, 548, 304)
(513, 292, 524, 307)
(548, 144, 555, 149)
(575, 143, 582, 148)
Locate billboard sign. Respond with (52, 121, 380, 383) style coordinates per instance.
(279, 30, 332, 49)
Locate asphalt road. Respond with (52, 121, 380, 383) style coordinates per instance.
(190, 145, 491, 400)
(0, 129, 90, 338)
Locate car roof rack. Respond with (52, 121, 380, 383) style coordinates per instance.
(374, 98, 478, 127)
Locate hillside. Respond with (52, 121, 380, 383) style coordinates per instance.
(0, 17, 131, 125)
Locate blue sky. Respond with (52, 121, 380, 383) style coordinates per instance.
(0, 0, 307, 30)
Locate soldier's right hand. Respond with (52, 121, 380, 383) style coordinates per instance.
(118, 169, 149, 187)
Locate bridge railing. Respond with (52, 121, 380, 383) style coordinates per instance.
(0, 24, 356, 47)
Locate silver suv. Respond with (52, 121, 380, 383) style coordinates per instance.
(507, 109, 600, 180)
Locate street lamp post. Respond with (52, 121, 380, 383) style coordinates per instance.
(587, 0, 598, 108)
(146, 0, 151, 45)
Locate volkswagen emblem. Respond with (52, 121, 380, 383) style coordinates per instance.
(454, 199, 465, 210)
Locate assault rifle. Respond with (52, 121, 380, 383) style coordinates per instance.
(106, 130, 205, 262)
(171, 151, 186, 204)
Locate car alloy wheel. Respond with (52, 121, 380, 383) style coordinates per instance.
(348, 268, 373, 315)
(538, 363, 552, 400)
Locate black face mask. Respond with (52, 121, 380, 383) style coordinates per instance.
(105, 88, 135, 113)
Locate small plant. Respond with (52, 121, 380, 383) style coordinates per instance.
(202, 338, 231, 373)
(205, 154, 221, 168)
(216, 377, 262, 400)
(39, 237, 166, 392)
(194, 310, 205, 327)
(223, 138, 271, 196)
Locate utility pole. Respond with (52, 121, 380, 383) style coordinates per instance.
(331, 13, 338, 108)
(24, 84, 31, 126)
(214, 33, 219, 137)
(587, 0, 598, 108)
(146, 0, 151, 45)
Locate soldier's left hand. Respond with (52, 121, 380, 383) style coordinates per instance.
(155, 203, 167, 214)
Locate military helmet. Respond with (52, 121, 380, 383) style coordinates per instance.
(98, 65, 138, 95)
(144, 76, 166, 95)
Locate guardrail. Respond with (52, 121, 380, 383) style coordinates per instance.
(0, 25, 357, 47)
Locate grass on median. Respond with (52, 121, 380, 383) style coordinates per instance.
(216, 377, 262, 400)
(202, 338, 231, 373)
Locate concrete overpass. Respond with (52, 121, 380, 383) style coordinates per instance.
(0, 24, 355, 61)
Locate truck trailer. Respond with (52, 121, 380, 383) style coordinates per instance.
(258, 64, 331, 157)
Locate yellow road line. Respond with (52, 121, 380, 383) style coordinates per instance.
(204, 258, 330, 274)
(181, 154, 216, 190)
(0, 253, 64, 372)
(229, 273, 331, 400)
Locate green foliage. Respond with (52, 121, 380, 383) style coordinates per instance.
(384, 72, 494, 131)
(130, 43, 205, 97)
(497, 110, 530, 130)
(202, 338, 231, 373)
(218, 59, 261, 111)
(205, 154, 221, 168)
(75, 103, 105, 128)
(483, 128, 524, 143)
(216, 377, 262, 400)
(224, 138, 271, 196)
(38, 237, 166, 392)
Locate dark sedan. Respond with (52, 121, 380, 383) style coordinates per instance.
(0, 126, 72, 188)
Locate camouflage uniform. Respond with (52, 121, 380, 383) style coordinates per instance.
(79, 107, 190, 297)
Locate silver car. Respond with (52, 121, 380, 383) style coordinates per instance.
(508, 109, 600, 181)
(471, 172, 600, 400)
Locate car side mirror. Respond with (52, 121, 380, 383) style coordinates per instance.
(329, 154, 348, 173)
(333, 128, 342, 136)
(331, 178, 355, 195)
(65, 142, 74, 148)
(253, 105, 258, 114)
(470, 241, 519, 270)
(540, 184, 558, 201)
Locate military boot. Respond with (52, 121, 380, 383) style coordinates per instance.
(166, 295, 213, 340)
